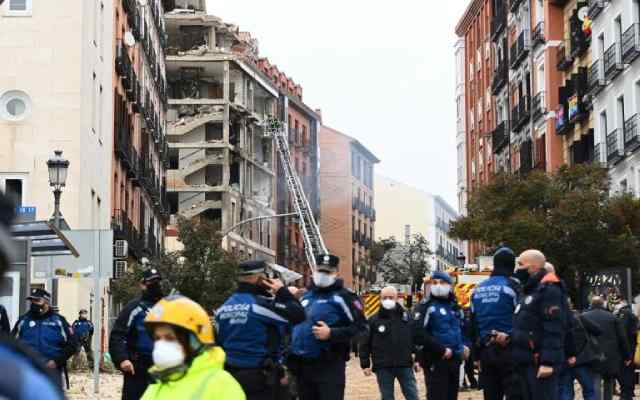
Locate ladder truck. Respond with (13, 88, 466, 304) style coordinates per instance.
(263, 116, 328, 271)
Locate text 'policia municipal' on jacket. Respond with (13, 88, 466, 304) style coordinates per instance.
(215, 282, 305, 369)
(360, 304, 415, 372)
(413, 295, 465, 363)
(109, 296, 157, 367)
(291, 279, 367, 361)
(471, 275, 519, 343)
(12, 309, 76, 366)
(511, 270, 567, 366)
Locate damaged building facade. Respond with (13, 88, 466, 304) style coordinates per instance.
(164, 2, 279, 261)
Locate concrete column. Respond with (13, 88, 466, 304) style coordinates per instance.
(223, 61, 230, 144)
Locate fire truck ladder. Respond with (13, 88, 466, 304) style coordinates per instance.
(264, 117, 328, 270)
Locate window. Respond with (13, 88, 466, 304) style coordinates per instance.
(5, 0, 32, 16)
(600, 110, 608, 139)
(617, 96, 625, 130)
(0, 90, 32, 121)
(0, 176, 26, 206)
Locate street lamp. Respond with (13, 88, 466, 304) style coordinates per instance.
(457, 252, 466, 268)
(47, 150, 70, 229)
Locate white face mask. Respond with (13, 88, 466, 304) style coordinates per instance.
(430, 284, 451, 298)
(381, 299, 396, 310)
(313, 272, 336, 288)
(152, 340, 185, 370)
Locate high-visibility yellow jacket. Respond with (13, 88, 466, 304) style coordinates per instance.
(141, 346, 246, 400)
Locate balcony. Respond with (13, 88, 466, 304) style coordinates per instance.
(531, 22, 546, 48)
(604, 43, 624, 82)
(606, 129, 623, 165)
(624, 114, 640, 153)
(593, 143, 604, 165)
(557, 41, 574, 71)
(587, 60, 606, 96)
(534, 136, 546, 171)
(510, 31, 529, 69)
(492, 121, 508, 153)
(532, 92, 547, 121)
(510, 0, 525, 12)
(511, 96, 531, 132)
(588, 0, 608, 20)
(491, 1, 507, 41)
(492, 60, 509, 95)
(115, 42, 132, 86)
(520, 140, 533, 175)
(622, 24, 640, 65)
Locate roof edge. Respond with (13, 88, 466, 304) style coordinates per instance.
(455, 0, 485, 37)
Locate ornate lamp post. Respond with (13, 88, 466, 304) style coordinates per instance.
(46, 150, 70, 229)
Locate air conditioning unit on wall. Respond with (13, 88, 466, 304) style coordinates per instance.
(114, 260, 128, 279)
(114, 240, 129, 258)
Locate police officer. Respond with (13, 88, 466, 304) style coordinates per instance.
(12, 288, 77, 373)
(0, 193, 65, 399)
(109, 268, 164, 400)
(72, 309, 94, 366)
(511, 249, 567, 400)
(215, 259, 305, 400)
(289, 254, 367, 400)
(470, 247, 520, 400)
(413, 270, 467, 400)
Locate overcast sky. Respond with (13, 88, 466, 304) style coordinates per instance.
(206, 0, 469, 210)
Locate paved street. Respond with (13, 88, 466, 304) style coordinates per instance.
(67, 359, 484, 399)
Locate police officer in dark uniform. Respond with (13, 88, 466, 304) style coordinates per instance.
(72, 309, 94, 365)
(511, 249, 567, 400)
(13, 288, 77, 373)
(0, 193, 65, 399)
(109, 268, 164, 400)
(413, 270, 467, 400)
(470, 247, 520, 400)
(289, 254, 367, 400)
(215, 260, 306, 400)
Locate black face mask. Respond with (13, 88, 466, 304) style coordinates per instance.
(30, 303, 44, 315)
(79, 315, 88, 320)
(514, 269, 530, 284)
(145, 282, 164, 301)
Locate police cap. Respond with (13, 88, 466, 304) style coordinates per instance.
(27, 288, 52, 303)
(315, 254, 339, 271)
(142, 268, 162, 283)
(238, 260, 267, 276)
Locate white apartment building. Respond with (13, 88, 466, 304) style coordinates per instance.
(454, 37, 469, 262)
(374, 175, 463, 272)
(589, 0, 640, 193)
(0, 0, 114, 229)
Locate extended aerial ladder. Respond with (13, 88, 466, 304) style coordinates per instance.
(264, 117, 328, 270)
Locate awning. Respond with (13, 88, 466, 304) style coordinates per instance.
(11, 221, 79, 257)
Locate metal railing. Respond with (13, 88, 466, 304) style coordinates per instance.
(624, 114, 640, 153)
(622, 24, 640, 65)
(588, 0, 608, 20)
(532, 22, 545, 48)
(607, 129, 623, 164)
(492, 121, 508, 152)
(510, 30, 530, 69)
(492, 59, 509, 94)
(604, 43, 624, 82)
(587, 60, 606, 96)
(532, 92, 546, 121)
(557, 40, 574, 71)
(491, 0, 507, 40)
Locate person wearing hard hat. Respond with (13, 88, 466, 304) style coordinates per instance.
(141, 295, 245, 399)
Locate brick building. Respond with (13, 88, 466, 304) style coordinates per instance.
(319, 125, 379, 291)
(456, 0, 567, 263)
(112, 0, 170, 267)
